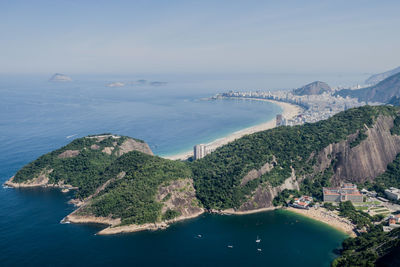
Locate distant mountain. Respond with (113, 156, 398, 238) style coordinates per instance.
(366, 66, 400, 85)
(293, 81, 331, 96)
(337, 72, 400, 103)
(49, 73, 72, 82)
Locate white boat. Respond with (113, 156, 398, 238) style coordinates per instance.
(256, 236, 261, 243)
(227, 245, 233, 248)
(257, 248, 262, 252)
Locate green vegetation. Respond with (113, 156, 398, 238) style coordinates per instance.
(349, 129, 368, 148)
(81, 151, 192, 225)
(332, 226, 400, 267)
(323, 202, 336, 211)
(272, 189, 300, 206)
(339, 201, 373, 229)
(192, 106, 398, 210)
(162, 209, 181, 221)
(13, 136, 131, 199)
(368, 153, 400, 199)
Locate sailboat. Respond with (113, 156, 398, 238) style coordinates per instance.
(255, 236, 261, 243)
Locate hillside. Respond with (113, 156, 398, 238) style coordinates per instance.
(65, 151, 203, 233)
(336, 72, 400, 103)
(6, 134, 153, 199)
(366, 66, 400, 85)
(293, 81, 331, 96)
(192, 105, 400, 211)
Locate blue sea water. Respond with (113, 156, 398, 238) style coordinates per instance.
(0, 73, 364, 266)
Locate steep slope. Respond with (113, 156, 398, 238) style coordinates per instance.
(64, 151, 203, 234)
(5, 134, 153, 199)
(191, 106, 400, 211)
(337, 72, 400, 103)
(293, 81, 331, 96)
(366, 66, 400, 85)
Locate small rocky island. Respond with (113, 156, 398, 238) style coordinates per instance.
(49, 73, 72, 82)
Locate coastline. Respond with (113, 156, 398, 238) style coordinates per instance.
(285, 207, 357, 237)
(63, 209, 205, 235)
(164, 99, 303, 160)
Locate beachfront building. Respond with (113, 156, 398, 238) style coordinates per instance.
(276, 114, 283, 126)
(323, 183, 363, 203)
(385, 187, 400, 201)
(292, 196, 313, 209)
(194, 144, 207, 160)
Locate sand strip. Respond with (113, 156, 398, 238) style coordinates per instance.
(164, 99, 303, 160)
(286, 207, 357, 237)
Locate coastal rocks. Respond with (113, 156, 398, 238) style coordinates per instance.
(316, 115, 400, 185)
(62, 214, 121, 227)
(4, 169, 52, 188)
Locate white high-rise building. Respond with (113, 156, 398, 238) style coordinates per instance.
(194, 144, 207, 160)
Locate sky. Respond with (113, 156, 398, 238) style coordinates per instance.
(0, 0, 399, 74)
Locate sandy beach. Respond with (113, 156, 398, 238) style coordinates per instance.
(165, 99, 303, 160)
(286, 207, 357, 237)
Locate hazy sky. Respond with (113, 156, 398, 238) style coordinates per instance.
(1, 0, 399, 74)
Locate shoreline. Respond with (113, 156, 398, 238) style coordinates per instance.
(285, 207, 357, 237)
(164, 99, 303, 160)
(62, 206, 356, 236)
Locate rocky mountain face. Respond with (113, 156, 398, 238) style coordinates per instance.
(293, 81, 331, 96)
(316, 116, 400, 185)
(337, 72, 400, 103)
(239, 114, 400, 211)
(366, 66, 400, 85)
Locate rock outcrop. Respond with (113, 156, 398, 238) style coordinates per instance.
(239, 168, 299, 211)
(316, 116, 400, 185)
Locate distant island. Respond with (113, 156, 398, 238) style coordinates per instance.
(106, 82, 125, 87)
(49, 73, 72, 82)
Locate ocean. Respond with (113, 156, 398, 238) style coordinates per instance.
(0, 73, 367, 266)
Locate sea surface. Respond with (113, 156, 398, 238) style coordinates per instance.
(0, 73, 367, 266)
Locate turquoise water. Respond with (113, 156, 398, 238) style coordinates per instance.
(0, 74, 351, 266)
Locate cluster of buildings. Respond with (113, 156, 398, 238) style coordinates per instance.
(385, 187, 400, 201)
(323, 183, 364, 203)
(292, 196, 313, 209)
(215, 90, 381, 126)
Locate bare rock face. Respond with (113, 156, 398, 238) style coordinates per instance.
(316, 116, 400, 185)
(240, 157, 276, 186)
(239, 168, 299, 211)
(157, 179, 203, 218)
(116, 139, 153, 156)
(58, 150, 80, 158)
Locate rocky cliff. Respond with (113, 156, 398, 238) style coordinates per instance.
(316, 116, 400, 185)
